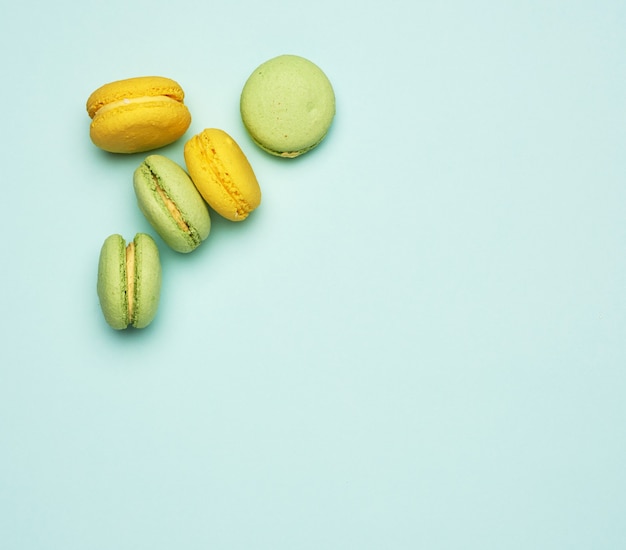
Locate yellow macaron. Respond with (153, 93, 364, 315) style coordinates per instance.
(86, 76, 191, 154)
(184, 128, 261, 222)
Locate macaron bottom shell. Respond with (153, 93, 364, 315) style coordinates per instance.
(248, 133, 328, 158)
(89, 99, 191, 154)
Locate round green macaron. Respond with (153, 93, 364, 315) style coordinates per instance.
(240, 54, 336, 158)
(133, 154, 211, 253)
(97, 233, 162, 330)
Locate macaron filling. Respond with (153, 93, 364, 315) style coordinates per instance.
(125, 241, 136, 322)
(151, 171, 191, 233)
(91, 95, 183, 118)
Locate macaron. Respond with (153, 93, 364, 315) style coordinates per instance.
(133, 155, 211, 253)
(86, 76, 191, 154)
(97, 233, 162, 330)
(183, 128, 261, 221)
(240, 55, 335, 158)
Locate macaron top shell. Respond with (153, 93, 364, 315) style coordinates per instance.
(133, 155, 211, 253)
(240, 55, 335, 157)
(86, 76, 191, 154)
(184, 128, 261, 221)
(86, 76, 186, 118)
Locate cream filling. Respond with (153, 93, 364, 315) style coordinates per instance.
(94, 95, 180, 117)
(151, 173, 190, 232)
(126, 241, 136, 321)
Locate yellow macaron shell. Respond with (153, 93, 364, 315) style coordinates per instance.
(86, 76, 191, 154)
(184, 129, 261, 222)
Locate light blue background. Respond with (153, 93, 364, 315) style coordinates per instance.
(1, 1, 625, 548)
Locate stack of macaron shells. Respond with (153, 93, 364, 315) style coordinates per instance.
(184, 128, 262, 222)
(87, 76, 192, 154)
(240, 55, 336, 158)
(133, 154, 211, 253)
(97, 233, 162, 330)
(91, 54, 335, 330)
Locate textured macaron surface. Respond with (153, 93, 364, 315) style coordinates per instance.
(184, 129, 261, 222)
(134, 155, 211, 253)
(97, 234, 129, 330)
(97, 233, 161, 330)
(131, 233, 162, 329)
(86, 76, 186, 117)
(86, 76, 191, 154)
(240, 55, 335, 157)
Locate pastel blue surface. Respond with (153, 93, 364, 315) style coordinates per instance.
(1, 1, 625, 548)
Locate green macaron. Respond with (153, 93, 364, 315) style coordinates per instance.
(97, 233, 162, 330)
(133, 154, 211, 253)
(240, 54, 336, 157)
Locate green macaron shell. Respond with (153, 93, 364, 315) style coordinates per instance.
(97, 234, 129, 329)
(96, 233, 161, 330)
(133, 154, 211, 253)
(132, 233, 162, 329)
(240, 54, 336, 157)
